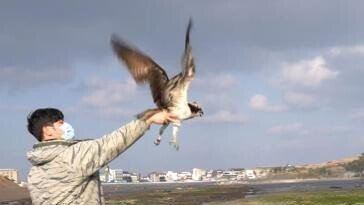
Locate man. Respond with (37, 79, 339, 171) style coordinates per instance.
(26, 108, 177, 204)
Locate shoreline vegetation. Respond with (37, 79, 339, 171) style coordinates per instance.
(207, 188, 364, 205)
(1, 177, 364, 204)
(2, 154, 364, 204)
(103, 181, 364, 205)
(103, 178, 364, 205)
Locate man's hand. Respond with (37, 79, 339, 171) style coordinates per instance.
(145, 110, 179, 125)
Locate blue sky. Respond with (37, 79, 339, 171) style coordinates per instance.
(2, 1, 364, 180)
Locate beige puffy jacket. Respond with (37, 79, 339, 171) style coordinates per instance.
(27, 119, 149, 205)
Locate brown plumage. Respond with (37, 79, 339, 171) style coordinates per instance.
(111, 19, 203, 150)
(110, 36, 169, 107)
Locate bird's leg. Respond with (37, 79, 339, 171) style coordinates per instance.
(170, 121, 181, 150)
(154, 124, 168, 146)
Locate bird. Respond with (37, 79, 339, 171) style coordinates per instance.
(111, 19, 203, 150)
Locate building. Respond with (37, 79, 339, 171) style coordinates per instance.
(245, 169, 256, 179)
(254, 168, 270, 178)
(0, 169, 20, 184)
(149, 172, 166, 182)
(100, 166, 114, 183)
(113, 169, 127, 182)
(178, 171, 192, 181)
(166, 171, 178, 181)
(99, 167, 140, 183)
(222, 170, 238, 181)
(192, 168, 206, 181)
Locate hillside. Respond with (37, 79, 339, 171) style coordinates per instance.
(263, 154, 363, 180)
(0, 176, 30, 203)
(300, 155, 361, 169)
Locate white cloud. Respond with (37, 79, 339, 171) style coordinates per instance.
(349, 108, 364, 120)
(0, 66, 72, 90)
(329, 45, 364, 56)
(280, 56, 339, 88)
(194, 74, 237, 90)
(284, 91, 315, 107)
(202, 93, 234, 110)
(81, 77, 137, 107)
(249, 94, 285, 112)
(267, 122, 304, 135)
(205, 110, 246, 124)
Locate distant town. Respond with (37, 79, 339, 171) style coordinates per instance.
(97, 153, 362, 184)
(1, 153, 364, 185)
(99, 166, 262, 183)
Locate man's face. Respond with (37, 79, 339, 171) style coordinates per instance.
(42, 119, 64, 140)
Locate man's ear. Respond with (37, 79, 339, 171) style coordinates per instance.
(42, 126, 53, 138)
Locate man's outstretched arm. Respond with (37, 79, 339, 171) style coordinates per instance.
(68, 110, 177, 178)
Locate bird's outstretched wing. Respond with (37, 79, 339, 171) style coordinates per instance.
(111, 35, 169, 107)
(181, 18, 195, 80)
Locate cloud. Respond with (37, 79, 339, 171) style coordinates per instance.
(204, 110, 246, 124)
(283, 91, 315, 107)
(81, 77, 137, 107)
(267, 122, 304, 136)
(349, 108, 364, 120)
(329, 45, 364, 56)
(0, 105, 31, 113)
(194, 74, 240, 113)
(249, 94, 285, 112)
(194, 74, 237, 90)
(279, 56, 339, 88)
(0, 66, 72, 90)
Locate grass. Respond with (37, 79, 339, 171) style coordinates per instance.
(105, 185, 248, 205)
(226, 188, 364, 205)
(105, 185, 364, 205)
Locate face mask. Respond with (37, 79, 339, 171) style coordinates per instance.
(60, 122, 75, 140)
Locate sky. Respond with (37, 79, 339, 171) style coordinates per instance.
(1, 1, 364, 180)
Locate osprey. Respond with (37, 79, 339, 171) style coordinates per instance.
(111, 19, 203, 150)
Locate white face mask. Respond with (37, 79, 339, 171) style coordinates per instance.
(60, 122, 75, 140)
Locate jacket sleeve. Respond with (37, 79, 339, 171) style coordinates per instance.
(68, 119, 150, 178)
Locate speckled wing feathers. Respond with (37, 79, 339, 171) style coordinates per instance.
(111, 35, 169, 107)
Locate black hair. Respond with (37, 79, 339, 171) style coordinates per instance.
(27, 108, 64, 141)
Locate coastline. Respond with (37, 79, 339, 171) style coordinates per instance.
(1, 177, 363, 204)
(103, 178, 364, 204)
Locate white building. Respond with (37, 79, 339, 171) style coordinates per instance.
(166, 171, 178, 181)
(178, 171, 192, 181)
(245, 169, 256, 179)
(113, 169, 126, 182)
(254, 168, 269, 178)
(130, 175, 139, 182)
(0, 169, 20, 184)
(149, 172, 166, 182)
(192, 168, 206, 181)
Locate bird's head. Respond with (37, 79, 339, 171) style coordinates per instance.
(189, 102, 204, 117)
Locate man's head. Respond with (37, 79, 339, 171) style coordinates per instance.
(27, 108, 64, 141)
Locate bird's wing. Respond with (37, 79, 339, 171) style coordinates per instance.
(111, 35, 169, 107)
(181, 18, 195, 80)
(164, 19, 196, 107)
